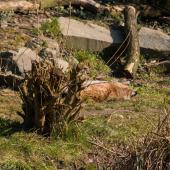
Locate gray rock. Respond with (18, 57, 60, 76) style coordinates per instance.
(39, 48, 59, 60)
(38, 37, 60, 59)
(25, 39, 42, 50)
(139, 27, 170, 58)
(14, 47, 40, 75)
(58, 17, 124, 52)
(40, 36, 60, 54)
(0, 47, 40, 76)
(58, 17, 170, 58)
(25, 37, 60, 55)
(54, 58, 69, 73)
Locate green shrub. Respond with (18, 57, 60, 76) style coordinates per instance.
(74, 50, 111, 79)
(31, 17, 61, 38)
(41, 17, 61, 38)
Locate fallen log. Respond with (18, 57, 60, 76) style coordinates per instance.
(0, 0, 109, 13)
(124, 6, 140, 78)
(145, 60, 170, 67)
(145, 60, 170, 73)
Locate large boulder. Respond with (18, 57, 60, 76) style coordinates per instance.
(139, 27, 170, 58)
(0, 47, 69, 89)
(58, 17, 170, 58)
(0, 47, 40, 76)
(58, 17, 124, 52)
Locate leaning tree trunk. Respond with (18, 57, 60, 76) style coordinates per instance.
(124, 6, 140, 78)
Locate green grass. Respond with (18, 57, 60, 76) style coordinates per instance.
(0, 124, 90, 169)
(0, 75, 169, 169)
(31, 17, 61, 39)
(74, 50, 111, 79)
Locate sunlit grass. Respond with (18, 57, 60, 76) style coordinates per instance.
(0, 75, 169, 169)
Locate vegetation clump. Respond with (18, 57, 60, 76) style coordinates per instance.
(41, 17, 61, 38)
(0, 0, 170, 169)
(31, 17, 61, 38)
(74, 50, 111, 79)
(19, 59, 88, 137)
(0, 74, 169, 169)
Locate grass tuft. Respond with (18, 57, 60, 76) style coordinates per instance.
(31, 17, 61, 39)
(0, 74, 169, 169)
(74, 50, 111, 79)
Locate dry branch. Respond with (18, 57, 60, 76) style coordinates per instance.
(145, 60, 170, 67)
(89, 110, 170, 169)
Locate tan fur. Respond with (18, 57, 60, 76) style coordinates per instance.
(81, 82, 134, 102)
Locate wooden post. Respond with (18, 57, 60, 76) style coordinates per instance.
(124, 6, 140, 78)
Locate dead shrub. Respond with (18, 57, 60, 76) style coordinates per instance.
(140, 111, 170, 170)
(89, 110, 170, 170)
(19, 59, 88, 137)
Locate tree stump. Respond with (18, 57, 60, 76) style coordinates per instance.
(19, 59, 88, 137)
(124, 6, 140, 78)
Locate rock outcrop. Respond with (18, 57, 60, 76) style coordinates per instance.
(139, 27, 170, 58)
(0, 47, 39, 76)
(58, 17, 124, 52)
(58, 17, 170, 58)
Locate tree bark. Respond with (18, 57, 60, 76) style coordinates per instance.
(124, 6, 140, 78)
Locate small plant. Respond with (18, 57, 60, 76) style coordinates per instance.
(31, 17, 61, 38)
(30, 27, 40, 36)
(110, 10, 124, 25)
(74, 50, 111, 79)
(40, 17, 61, 38)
